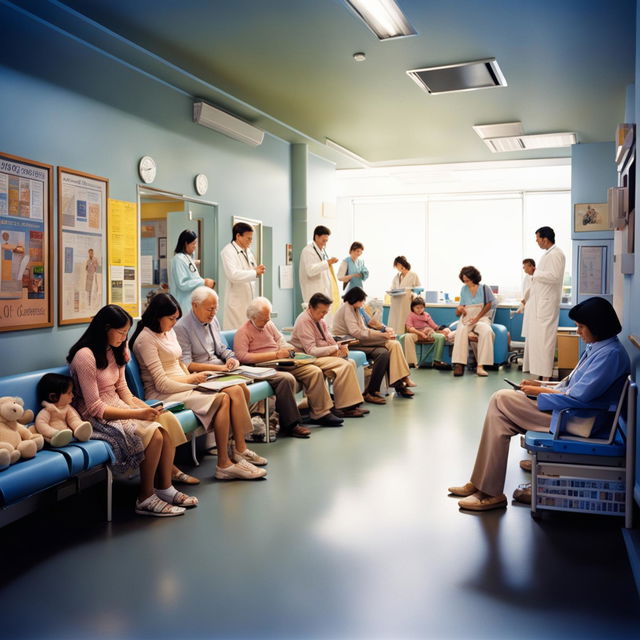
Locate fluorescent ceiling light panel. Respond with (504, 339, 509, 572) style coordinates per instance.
(345, 0, 417, 40)
(193, 100, 264, 146)
(407, 58, 507, 95)
(519, 133, 577, 149)
(326, 138, 370, 167)
(482, 132, 577, 153)
(473, 122, 524, 139)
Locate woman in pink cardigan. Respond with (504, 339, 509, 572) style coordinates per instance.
(68, 304, 197, 517)
(128, 292, 267, 481)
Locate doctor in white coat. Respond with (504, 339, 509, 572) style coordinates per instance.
(523, 227, 566, 380)
(220, 221, 265, 330)
(299, 225, 340, 325)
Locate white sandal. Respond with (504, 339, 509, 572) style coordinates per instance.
(170, 490, 198, 508)
(135, 494, 185, 517)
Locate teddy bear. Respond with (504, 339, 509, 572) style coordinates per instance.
(35, 401, 92, 448)
(0, 396, 44, 471)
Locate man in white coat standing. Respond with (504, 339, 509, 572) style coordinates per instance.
(299, 225, 340, 326)
(221, 221, 266, 330)
(523, 226, 565, 380)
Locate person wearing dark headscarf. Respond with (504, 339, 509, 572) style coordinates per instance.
(448, 297, 630, 512)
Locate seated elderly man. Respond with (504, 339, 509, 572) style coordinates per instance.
(235, 297, 366, 426)
(290, 292, 368, 417)
(448, 297, 630, 512)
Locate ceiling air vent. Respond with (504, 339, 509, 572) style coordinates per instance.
(407, 58, 507, 95)
(474, 124, 577, 152)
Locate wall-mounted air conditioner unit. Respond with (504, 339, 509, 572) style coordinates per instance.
(193, 101, 264, 147)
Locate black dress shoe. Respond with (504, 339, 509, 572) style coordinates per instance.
(310, 413, 344, 427)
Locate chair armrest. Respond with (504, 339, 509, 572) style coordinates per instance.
(550, 407, 611, 440)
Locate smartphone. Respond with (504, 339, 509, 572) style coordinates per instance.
(148, 400, 163, 409)
(503, 378, 521, 390)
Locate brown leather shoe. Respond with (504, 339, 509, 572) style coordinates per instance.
(284, 424, 311, 438)
(513, 483, 532, 504)
(340, 408, 367, 418)
(519, 459, 532, 472)
(364, 392, 386, 405)
(453, 364, 464, 376)
(448, 482, 477, 497)
(458, 492, 507, 511)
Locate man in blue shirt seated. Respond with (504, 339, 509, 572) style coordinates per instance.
(448, 296, 630, 512)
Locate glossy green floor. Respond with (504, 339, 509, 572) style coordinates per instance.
(1, 368, 639, 639)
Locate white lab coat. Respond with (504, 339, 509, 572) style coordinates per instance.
(521, 274, 533, 338)
(299, 242, 332, 305)
(220, 241, 258, 330)
(523, 244, 566, 378)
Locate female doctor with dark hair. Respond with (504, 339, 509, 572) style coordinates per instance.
(169, 229, 215, 315)
(448, 296, 630, 512)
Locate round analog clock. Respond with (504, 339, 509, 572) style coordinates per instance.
(195, 173, 208, 195)
(138, 156, 157, 184)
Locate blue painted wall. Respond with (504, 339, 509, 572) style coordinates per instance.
(570, 142, 617, 305)
(0, 10, 294, 375)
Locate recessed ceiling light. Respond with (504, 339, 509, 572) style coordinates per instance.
(344, 0, 417, 41)
(407, 58, 507, 95)
(353, 52, 366, 62)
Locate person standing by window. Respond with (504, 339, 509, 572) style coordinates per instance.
(337, 242, 369, 293)
(523, 227, 565, 381)
(387, 256, 421, 336)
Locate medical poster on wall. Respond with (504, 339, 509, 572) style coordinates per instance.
(58, 167, 108, 325)
(107, 198, 139, 317)
(0, 152, 53, 332)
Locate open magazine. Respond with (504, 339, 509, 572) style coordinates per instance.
(196, 374, 255, 392)
(205, 365, 276, 380)
(257, 353, 317, 368)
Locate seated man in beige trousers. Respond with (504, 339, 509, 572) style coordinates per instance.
(234, 297, 366, 427)
(448, 297, 630, 512)
(290, 293, 369, 420)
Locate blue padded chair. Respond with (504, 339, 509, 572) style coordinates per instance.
(0, 366, 114, 523)
(448, 321, 509, 367)
(524, 376, 636, 528)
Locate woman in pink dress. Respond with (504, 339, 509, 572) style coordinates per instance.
(68, 304, 197, 517)
(129, 293, 267, 481)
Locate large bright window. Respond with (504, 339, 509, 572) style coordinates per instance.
(350, 191, 571, 302)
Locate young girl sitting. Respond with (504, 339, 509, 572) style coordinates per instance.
(35, 373, 93, 447)
(403, 297, 452, 369)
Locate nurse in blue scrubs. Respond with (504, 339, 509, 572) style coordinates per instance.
(169, 230, 214, 314)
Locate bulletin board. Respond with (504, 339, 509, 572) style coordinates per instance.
(0, 152, 53, 332)
(58, 167, 108, 325)
(107, 198, 139, 317)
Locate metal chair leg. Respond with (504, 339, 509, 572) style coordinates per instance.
(191, 436, 199, 466)
(106, 466, 113, 522)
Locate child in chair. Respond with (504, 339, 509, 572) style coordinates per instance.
(404, 297, 452, 369)
(35, 373, 92, 447)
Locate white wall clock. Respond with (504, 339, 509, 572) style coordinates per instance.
(195, 173, 208, 195)
(138, 156, 157, 184)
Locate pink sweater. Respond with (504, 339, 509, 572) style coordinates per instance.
(70, 348, 136, 420)
(405, 310, 438, 333)
(233, 320, 288, 363)
(290, 310, 339, 358)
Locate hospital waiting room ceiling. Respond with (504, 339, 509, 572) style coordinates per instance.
(4, 0, 637, 168)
